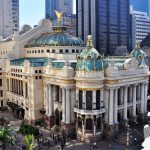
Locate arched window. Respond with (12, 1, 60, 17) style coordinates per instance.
(59, 49, 63, 53)
(79, 90, 82, 109)
(86, 118, 93, 132)
(65, 49, 69, 53)
(86, 91, 92, 110)
(96, 117, 101, 131)
(72, 49, 75, 53)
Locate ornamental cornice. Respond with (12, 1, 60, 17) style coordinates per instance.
(76, 80, 103, 86)
(44, 77, 75, 85)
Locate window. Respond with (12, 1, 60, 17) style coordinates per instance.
(96, 90, 100, 110)
(79, 90, 82, 109)
(72, 49, 75, 53)
(39, 70, 42, 73)
(76, 49, 79, 53)
(65, 49, 69, 53)
(39, 76, 42, 79)
(38, 50, 40, 53)
(35, 76, 38, 80)
(59, 49, 63, 53)
(0, 79, 2, 86)
(47, 49, 50, 53)
(41, 50, 44, 53)
(32, 50, 34, 53)
(86, 91, 92, 110)
(35, 50, 37, 53)
(35, 70, 38, 73)
(0, 90, 3, 97)
(52, 49, 55, 53)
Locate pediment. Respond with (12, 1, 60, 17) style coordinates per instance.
(124, 57, 138, 70)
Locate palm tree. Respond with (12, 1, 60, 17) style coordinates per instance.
(0, 127, 15, 150)
(24, 134, 36, 150)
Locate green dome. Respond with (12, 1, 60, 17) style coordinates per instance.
(25, 32, 84, 48)
(76, 35, 103, 71)
(130, 43, 149, 66)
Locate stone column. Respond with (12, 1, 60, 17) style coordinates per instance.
(49, 84, 53, 116)
(123, 86, 128, 120)
(62, 88, 66, 122)
(76, 88, 79, 108)
(114, 88, 118, 123)
(59, 87, 62, 102)
(141, 83, 145, 113)
(144, 83, 148, 112)
(46, 85, 49, 115)
(121, 87, 124, 105)
(129, 86, 132, 102)
(100, 89, 104, 108)
(83, 90, 86, 110)
(109, 89, 114, 124)
(92, 90, 96, 110)
(133, 84, 136, 116)
(82, 119, 85, 135)
(137, 84, 141, 100)
(66, 88, 71, 123)
(23, 82, 25, 98)
(93, 119, 96, 136)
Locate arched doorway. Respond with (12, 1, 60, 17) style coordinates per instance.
(86, 118, 93, 133)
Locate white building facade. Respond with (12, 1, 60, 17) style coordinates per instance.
(0, 0, 19, 38)
(130, 6, 150, 49)
(0, 18, 149, 141)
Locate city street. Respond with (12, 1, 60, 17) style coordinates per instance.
(1, 111, 143, 150)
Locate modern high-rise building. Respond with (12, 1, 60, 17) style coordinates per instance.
(76, 0, 130, 55)
(130, 0, 150, 17)
(130, 6, 150, 49)
(45, 0, 73, 21)
(0, 0, 19, 38)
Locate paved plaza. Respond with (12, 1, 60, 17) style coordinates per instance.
(1, 111, 143, 150)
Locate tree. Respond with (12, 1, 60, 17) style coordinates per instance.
(0, 127, 15, 150)
(24, 134, 36, 150)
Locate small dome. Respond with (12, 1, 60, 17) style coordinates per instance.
(76, 35, 103, 71)
(130, 43, 148, 66)
(25, 32, 84, 48)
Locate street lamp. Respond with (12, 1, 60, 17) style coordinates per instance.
(126, 125, 130, 149)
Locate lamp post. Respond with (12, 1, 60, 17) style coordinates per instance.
(126, 125, 130, 149)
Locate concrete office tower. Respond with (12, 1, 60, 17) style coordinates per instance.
(130, 0, 150, 17)
(130, 6, 150, 49)
(76, 0, 130, 55)
(0, 0, 19, 38)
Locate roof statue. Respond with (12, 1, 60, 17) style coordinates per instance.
(86, 35, 93, 47)
(55, 10, 64, 25)
(135, 40, 141, 49)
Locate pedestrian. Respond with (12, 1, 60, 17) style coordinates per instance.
(93, 142, 97, 149)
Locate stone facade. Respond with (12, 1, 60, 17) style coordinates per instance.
(0, 18, 149, 142)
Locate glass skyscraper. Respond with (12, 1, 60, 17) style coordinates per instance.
(76, 0, 130, 55)
(130, 0, 150, 16)
(45, 0, 73, 21)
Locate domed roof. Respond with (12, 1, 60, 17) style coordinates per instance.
(76, 35, 103, 71)
(130, 42, 148, 66)
(25, 31, 84, 48)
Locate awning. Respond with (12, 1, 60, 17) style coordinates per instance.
(7, 102, 24, 111)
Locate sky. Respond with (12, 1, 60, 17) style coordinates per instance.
(20, 0, 76, 28)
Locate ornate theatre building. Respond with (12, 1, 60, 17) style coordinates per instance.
(0, 14, 149, 141)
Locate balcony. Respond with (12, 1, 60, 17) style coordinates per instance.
(74, 107, 105, 115)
